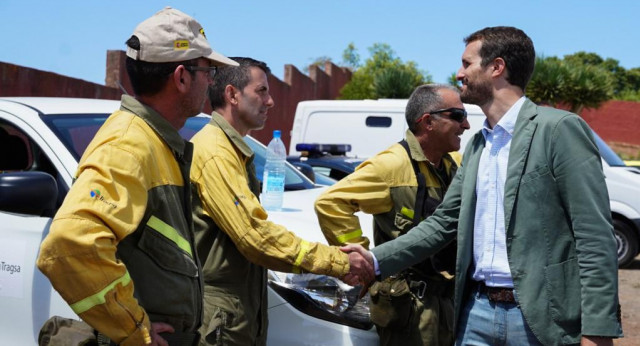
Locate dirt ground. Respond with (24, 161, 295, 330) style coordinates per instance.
(609, 142, 640, 160)
(615, 255, 640, 345)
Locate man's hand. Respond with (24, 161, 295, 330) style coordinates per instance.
(340, 244, 375, 286)
(149, 322, 174, 346)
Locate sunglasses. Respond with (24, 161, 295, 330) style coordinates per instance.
(418, 107, 467, 123)
(184, 65, 218, 79)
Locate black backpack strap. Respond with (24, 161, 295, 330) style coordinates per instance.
(399, 140, 426, 225)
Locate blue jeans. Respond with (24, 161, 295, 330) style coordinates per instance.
(456, 286, 542, 345)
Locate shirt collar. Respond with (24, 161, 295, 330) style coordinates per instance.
(481, 96, 526, 138)
(405, 129, 427, 162)
(209, 112, 255, 159)
(120, 95, 186, 157)
(405, 129, 455, 168)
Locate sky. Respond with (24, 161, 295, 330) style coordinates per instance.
(1, 1, 639, 86)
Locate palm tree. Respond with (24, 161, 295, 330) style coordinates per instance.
(528, 56, 613, 113)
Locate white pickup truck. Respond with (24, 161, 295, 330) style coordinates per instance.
(0, 97, 377, 345)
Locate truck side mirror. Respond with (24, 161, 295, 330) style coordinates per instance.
(0, 171, 58, 217)
(290, 162, 316, 183)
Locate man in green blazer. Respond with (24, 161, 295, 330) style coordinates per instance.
(343, 26, 623, 345)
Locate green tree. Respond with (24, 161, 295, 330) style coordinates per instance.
(373, 65, 419, 98)
(303, 56, 332, 73)
(527, 56, 567, 106)
(617, 67, 640, 101)
(563, 51, 604, 66)
(339, 43, 431, 99)
(528, 56, 613, 113)
(564, 51, 640, 100)
(447, 72, 461, 90)
(341, 42, 360, 70)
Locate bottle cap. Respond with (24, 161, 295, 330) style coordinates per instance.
(273, 130, 281, 138)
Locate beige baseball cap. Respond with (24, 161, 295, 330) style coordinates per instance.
(126, 7, 238, 66)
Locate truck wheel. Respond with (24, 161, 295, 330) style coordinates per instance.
(614, 219, 639, 268)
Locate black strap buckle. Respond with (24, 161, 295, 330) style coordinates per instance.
(410, 280, 427, 299)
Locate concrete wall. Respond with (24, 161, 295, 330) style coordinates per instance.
(3, 53, 639, 152)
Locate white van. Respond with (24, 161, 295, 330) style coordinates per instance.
(290, 99, 484, 158)
(289, 99, 640, 267)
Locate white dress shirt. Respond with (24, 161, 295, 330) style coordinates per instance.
(471, 97, 526, 288)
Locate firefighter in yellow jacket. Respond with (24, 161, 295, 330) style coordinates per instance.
(190, 57, 369, 346)
(37, 8, 238, 346)
(315, 84, 469, 346)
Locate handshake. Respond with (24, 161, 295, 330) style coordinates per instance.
(339, 244, 376, 289)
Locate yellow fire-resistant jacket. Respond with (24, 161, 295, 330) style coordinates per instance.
(190, 113, 350, 342)
(37, 95, 202, 346)
(315, 130, 460, 279)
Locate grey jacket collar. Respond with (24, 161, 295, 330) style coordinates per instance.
(120, 95, 187, 158)
(405, 129, 456, 169)
(209, 112, 255, 161)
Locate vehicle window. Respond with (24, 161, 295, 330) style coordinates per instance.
(179, 117, 207, 141)
(174, 117, 316, 191)
(244, 137, 314, 190)
(312, 166, 332, 177)
(328, 169, 350, 181)
(365, 116, 392, 128)
(178, 117, 208, 140)
(41, 114, 108, 160)
(0, 121, 32, 172)
(592, 131, 626, 167)
(1, 119, 66, 206)
(311, 171, 338, 186)
(41, 114, 315, 191)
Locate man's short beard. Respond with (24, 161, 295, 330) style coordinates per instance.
(461, 79, 493, 106)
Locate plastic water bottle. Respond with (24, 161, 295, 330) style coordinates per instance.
(262, 130, 286, 211)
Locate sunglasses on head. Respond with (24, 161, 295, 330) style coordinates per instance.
(426, 107, 468, 123)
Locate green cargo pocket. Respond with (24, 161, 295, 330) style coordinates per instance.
(394, 211, 414, 231)
(369, 277, 413, 329)
(137, 223, 198, 277)
(38, 316, 102, 346)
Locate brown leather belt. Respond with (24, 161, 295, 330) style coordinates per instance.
(476, 281, 516, 303)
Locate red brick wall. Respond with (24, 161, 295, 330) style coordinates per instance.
(0, 61, 122, 100)
(2, 51, 351, 151)
(104, 51, 352, 149)
(254, 64, 314, 148)
(253, 63, 352, 148)
(580, 100, 640, 146)
(105, 50, 133, 97)
(10, 52, 637, 150)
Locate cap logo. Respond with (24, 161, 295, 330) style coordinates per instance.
(199, 28, 206, 38)
(174, 40, 190, 50)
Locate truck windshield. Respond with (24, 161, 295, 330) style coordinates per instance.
(182, 117, 314, 190)
(41, 114, 315, 190)
(592, 131, 626, 167)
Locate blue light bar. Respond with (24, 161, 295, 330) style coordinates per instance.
(296, 143, 352, 155)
